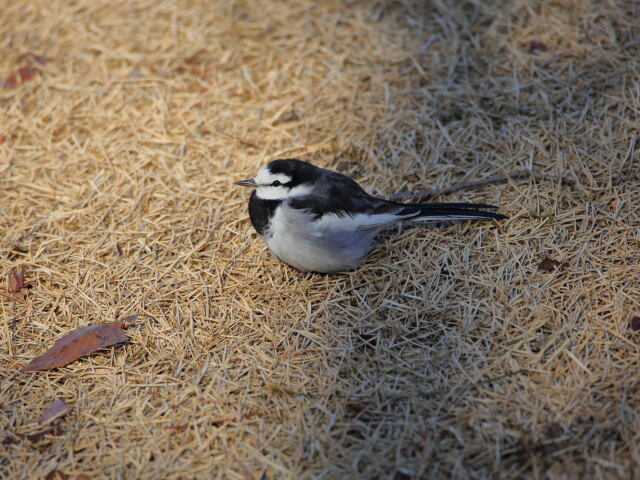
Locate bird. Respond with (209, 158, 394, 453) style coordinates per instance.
(234, 158, 507, 273)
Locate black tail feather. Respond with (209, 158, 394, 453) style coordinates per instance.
(397, 202, 508, 220)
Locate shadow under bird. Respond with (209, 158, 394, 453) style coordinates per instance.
(235, 158, 507, 273)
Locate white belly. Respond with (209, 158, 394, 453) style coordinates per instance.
(263, 205, 377, 273)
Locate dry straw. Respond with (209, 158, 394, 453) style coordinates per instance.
(1, 0, 639, 478)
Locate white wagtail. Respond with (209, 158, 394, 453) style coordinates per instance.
(235, 158, 507, 273)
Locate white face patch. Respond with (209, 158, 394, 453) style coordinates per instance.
(254, 166, 292, 186)
(253, 165, 313, 200)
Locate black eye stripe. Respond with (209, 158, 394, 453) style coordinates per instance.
(271, 180, 293, 187)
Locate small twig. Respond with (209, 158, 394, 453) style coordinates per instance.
(386, 169, 575, 202)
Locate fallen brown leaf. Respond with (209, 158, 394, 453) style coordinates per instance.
(3, 53, 49, 88)
(22, 319, 132, 372)
(3, 66, 39, 88)
(8, 267, 20, 292)
(8, 266, 32, 293)
(538, 257, 563, 271)
(39, 398, 73, 425)
(0, 266, 33, 305)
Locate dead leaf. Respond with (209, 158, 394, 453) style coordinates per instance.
(538, 257, 563, 271)
(3, 53, 49, 88)
(3, 66, 39, 88)
(0, 134, 4, 145)
(39, 399, 72, 425)
(0, 266, 33, 305)
(22, 319, 132, 372)
(8, 269, 20, 293)
(8, 266, 31, 293)
(629, 316, 640, 332)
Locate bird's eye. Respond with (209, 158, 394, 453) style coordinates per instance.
(272, 180, 281, 187)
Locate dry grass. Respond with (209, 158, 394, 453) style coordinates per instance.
(1, 0, 639, 478)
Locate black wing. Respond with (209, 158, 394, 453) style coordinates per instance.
(287, 170, 394, 218)
(288, 169, 507, 222)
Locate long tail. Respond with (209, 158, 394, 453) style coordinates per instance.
(398, 202, 508, 221)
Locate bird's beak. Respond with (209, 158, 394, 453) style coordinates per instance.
(234, 178, 257, 187)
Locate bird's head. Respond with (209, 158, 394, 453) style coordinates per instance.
(234, 158, 320, 200)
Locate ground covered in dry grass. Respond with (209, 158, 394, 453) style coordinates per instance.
(1, 0, 639, 478)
